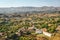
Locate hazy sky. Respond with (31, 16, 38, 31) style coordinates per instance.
(0, 0, 60, 7)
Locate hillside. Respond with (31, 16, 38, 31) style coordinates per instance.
(0, 6, 60, 13)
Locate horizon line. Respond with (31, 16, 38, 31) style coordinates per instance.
(0, 6, 60, 8)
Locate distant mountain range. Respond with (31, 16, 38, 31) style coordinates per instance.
(0, 6, 60, 13)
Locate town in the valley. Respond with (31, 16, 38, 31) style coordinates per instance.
(0, 12, 60, 40)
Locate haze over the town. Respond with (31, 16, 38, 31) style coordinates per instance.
(0, 0, 60, 7)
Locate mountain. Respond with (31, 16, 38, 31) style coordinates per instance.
(0, 6, 60, 14)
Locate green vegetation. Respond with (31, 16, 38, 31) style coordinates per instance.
(0, 13, 60, 40)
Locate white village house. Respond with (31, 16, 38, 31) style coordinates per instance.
(0, 32, 3, 36)
(36, 29, 42, 34)
(43, 31, 52, 37)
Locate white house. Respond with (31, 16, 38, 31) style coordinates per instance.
(36, 29, 42, 34)
(0, 33, 3, 36)
(43, 31, 52, 37)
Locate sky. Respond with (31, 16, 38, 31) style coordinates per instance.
(0, 0, 60, 7)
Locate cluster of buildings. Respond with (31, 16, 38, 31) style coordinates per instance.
(15, 25, 53, 37)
